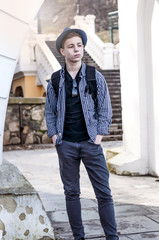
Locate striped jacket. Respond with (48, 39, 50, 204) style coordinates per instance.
(45, 62, 112, 145)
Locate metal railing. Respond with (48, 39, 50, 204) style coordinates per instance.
(108, 11, 118, 44)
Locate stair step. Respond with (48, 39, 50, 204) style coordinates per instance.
(111, 102, 121, 106)
(112, 109, 122, 115)
(109, 129, 123, 135)
(112, 118, 122, 124)
(112, 114, 122, 119)
(103, 135, 123, 141)
(101, 70, 120, 74)
(110, 123, 122, 129)
(111, 98, 121, 102)
(107, 82, 121, 86)
(104, 76, 120, 80)
(110, 95, 121, 99)
(109, 90, 121, 95)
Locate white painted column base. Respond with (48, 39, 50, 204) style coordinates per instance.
(0, 161, 54, 239)
(107, 152, 149, 176)
(0, 230, 2, 240)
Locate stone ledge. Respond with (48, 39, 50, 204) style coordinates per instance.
(8, 97, 46, 105)
(0, 161, 36, 195)
(107, 151, 149, 176)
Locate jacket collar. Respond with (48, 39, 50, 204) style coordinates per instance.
(60, 62, 86, 79)
(80, 62, 86, 77)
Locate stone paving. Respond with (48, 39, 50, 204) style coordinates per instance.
(3, 141, 159, 240)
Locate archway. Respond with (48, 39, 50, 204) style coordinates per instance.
(15, 86, 24, 97)
(109, 0, 159, 177)
(137, 0, 159, 176)
(150, 0, 159, 175)
(43, 92, 46, 97)
(137, 0, 155, 174)
(0, 0, 44, 165)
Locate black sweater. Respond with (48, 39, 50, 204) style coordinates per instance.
(62, 69, 89, 142)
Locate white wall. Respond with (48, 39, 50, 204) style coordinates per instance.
(0, 0, 44, 165)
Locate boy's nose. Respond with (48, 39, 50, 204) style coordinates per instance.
(74, 46, 79, 51)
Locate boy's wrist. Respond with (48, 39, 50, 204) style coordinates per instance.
(52, 134, 57, 145)
(95, 135, 103, 144)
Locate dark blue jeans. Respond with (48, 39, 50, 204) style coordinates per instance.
(56, 140, 119, 240)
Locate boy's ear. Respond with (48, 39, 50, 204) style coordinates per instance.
(60, 48, 65, 56)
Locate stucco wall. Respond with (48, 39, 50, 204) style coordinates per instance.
(24, 76, 46, 97)
(12, 76, 46, 97)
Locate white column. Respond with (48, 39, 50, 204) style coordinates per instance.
(74, 15, 96, 33)
(108, 0, 156, 175)
(103, 43, 114, 69)
(74, 15, 85, 28)
(0, 0, 44, 165)
(151, 0, 159, 176)
(85, 15, 96, 33)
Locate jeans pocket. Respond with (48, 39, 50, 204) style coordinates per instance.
(87, 140, 100, 147)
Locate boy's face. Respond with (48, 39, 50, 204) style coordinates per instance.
(60, 36, 84, 63)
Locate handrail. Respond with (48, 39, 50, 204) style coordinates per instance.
(35, 36, 61, 89)
(73, 15, 120, 70)
(108, 11, 118, 43)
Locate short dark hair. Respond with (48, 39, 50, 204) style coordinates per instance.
(61, 32, 82, 49)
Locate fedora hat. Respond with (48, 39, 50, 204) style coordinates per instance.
(56, 27, 87, 53)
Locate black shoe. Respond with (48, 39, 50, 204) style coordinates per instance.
(79, 238, 85, 240)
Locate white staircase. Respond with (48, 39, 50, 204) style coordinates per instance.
(15, 14, 120, 90)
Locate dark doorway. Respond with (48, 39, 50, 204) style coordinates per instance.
(15, 86, 24, 97)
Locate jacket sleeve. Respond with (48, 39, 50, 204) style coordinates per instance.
(45, 79, 58, 138)
(96, 70, 112, 135)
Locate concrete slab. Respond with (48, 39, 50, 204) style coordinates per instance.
(3, 144, 159, 240)
(130, 232, 159, 239)
(119, 237, 132, 240)
(117, 215, 159, 235)
(39, 194, 97, 212)
(84, 220, 107, 238)
(52, 220, 105, 239)
(147, 214, 159, 224)
(50, 221, 73, 239)
(53, 220, 137, 239)
(148, 206, 159, 214)
(49, 210, 68, 222)
(49, 208, 99, 223)
(40, 194, 66, 212)
(81, 198, 97, 209)
(114, 204, 155, 218)
(86, 238, 105, 240)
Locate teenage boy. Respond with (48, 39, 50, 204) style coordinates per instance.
(45, 27, 119, 240)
